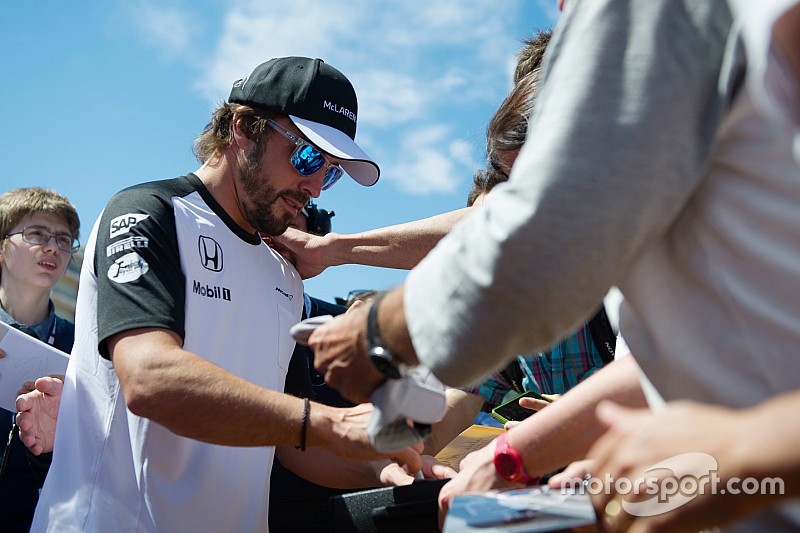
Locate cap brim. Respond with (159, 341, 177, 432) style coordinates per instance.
(290, 115, 380, 186)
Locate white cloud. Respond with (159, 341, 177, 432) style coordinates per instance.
(386, 124, 472, 195)
(126, 1, 196, 59)
(450, 139, 474, 168)
(124, 0, 545, 197)
(355, 70, 427, 126)
(195, 0, 520, 114)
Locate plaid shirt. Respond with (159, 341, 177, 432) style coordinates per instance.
(463, 322, 605, 408)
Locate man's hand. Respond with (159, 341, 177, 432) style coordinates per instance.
(15, 376, 63, 456)
(437, 439, 517, 529)
(588, 400, 761, 533)
(269, 227, 332, 279)
(504, 393, 560, 429)
(375, 455, 458, 486)
(314, 402, 422, 472)
(309, 303, 385, 404)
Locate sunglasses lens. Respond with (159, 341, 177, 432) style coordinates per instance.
(321, 167, 344, 190)
(292, 144, 325, 175)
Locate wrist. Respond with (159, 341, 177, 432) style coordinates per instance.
(295, 397, 310, 451)
(366, 292, 402, 379)
(494, 432, 539, 485)
(735, 403, 787, 482)
(327, 232, 352, 267)
(376, 289, 418, 368)
(304, 401, 336, 450)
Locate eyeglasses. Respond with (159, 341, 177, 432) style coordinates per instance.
(266, 119, 344, 191)
(5, 226, 80, 253)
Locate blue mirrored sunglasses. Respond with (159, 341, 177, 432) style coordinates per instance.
(266, 119, 344, 190)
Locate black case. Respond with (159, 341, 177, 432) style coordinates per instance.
(329, 478, 448, 533)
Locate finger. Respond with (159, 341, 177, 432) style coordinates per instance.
(596, 400, 651, 433)
(16, 411, 31, 431)
(425, 462, 458, 480)
(595, 400, 626, 430)
(504, 421, 520, 430)
(18, 429, 37, 448)
(347, 300, 365, 312)
(381, 463, 415, 486)
(15, 392, 33, 412)
(438, 481, 455, 530)
(391, 446, 422, 475)
(36, 376, 62, 394)
(519, 397, 549, 411)
(587, 417, 631, 514)
(0, 348, 6, 358)
(548, 459, 594, 488)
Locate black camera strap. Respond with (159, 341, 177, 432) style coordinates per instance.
(587, 306, 616, 365)
(499, 359, 526, 395)
(0, 419, 17, 481)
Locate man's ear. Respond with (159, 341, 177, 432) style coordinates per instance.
(231, 114, 255, 152)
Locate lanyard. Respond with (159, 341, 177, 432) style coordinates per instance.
(46, 316, 57, 346)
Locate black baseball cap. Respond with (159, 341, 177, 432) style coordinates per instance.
(229, 57, 379, 186)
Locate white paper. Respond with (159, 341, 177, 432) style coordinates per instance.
(0, 321, 69, 411)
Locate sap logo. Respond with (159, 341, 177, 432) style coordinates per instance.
(110, 213, 149, 238)
(275, 287, 294, 302)
(198, 235, 223, 272)
(193, 280, 231, 301)
(107, 252, 149, 284)
(106, 236, 149, 257)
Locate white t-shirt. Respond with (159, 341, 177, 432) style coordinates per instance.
(33, 175, 303, 532)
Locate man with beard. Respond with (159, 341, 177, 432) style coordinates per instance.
(27, 57, 422, 532)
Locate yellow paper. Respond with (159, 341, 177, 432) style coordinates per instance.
(434, 424, 504, 470)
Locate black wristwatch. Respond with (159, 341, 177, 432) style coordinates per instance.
(366, 292, 402, 379)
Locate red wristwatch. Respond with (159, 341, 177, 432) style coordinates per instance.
(493, 432, 539, 485)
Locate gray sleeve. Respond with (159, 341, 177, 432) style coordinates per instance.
(405, 0, 736, 385)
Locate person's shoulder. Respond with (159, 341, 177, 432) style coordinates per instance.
(110, 175, 199, 205)
(102, 175, 202, 226)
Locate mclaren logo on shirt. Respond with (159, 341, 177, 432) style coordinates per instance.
(110, 213, 149, 238)
(275, 287, 294, 302)
(108, 252, 149, 283)
(198, 235, 223, 272)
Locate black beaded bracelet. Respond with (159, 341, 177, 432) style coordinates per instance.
(299, 397, 310, 452)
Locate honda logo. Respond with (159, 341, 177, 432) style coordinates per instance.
(198, 236, 223, 272)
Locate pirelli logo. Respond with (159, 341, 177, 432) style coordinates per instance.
(106, 236, 149, 257)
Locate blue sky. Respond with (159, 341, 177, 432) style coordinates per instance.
(2, 1, 559, 304)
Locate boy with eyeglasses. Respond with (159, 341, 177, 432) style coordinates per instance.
(0, 186, 80, 532)
(19, 57, 428, 533)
